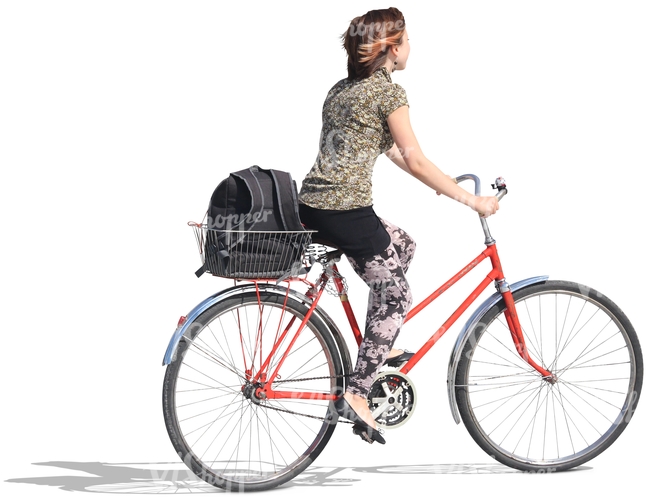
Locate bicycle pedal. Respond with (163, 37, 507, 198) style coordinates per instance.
(351, 424, 386, 445)
(352, 425, 375, 444)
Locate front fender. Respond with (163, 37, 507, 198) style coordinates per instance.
(446, 276, 549, 424)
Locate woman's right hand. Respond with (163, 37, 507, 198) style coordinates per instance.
(471, 196, 499, 218)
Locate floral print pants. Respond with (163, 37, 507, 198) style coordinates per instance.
(345, 219, 415, 397)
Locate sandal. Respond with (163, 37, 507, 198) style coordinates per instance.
(333, 396, 386, 445)
(385, 349, 413, 368)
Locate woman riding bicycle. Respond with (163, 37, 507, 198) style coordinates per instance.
(298, 7, 499, 444)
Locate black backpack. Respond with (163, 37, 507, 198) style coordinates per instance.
(196, 165, 311, 279)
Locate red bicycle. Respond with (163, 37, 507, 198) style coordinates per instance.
(162, 175, 643, 492)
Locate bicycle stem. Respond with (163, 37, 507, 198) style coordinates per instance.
(455, 173, 507, 245)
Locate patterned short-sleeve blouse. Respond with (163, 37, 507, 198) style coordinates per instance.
(298, 66, 409, 210)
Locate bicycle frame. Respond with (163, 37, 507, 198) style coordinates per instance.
(164, 175, 553, 410)
(253, 236, 552, 402)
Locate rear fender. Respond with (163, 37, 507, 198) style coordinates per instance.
(162, 284, 352, 375)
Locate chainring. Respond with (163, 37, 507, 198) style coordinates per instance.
(367, 371, 417, 429)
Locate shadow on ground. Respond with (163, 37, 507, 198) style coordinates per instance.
(5, 461, 588, 493)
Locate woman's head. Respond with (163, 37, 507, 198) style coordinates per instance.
(342, 7, 408, 80)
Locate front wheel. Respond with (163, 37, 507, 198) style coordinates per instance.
(455, 280, 643, 472)
(162, 290, 344, 491)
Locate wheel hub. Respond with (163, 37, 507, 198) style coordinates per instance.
(242, 382, 265, 404)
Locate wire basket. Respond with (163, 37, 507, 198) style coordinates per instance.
(190, 222, 315, 280)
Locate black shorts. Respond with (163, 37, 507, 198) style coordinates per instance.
(299, 203, 391, 259)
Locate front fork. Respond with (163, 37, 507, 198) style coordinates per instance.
(497, 279, 554, 381)
(490, 248, 554, 381)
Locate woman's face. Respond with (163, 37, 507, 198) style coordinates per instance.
(395, 29, 410, 71)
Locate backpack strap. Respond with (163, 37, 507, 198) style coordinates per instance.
(230, 166, 265, 229)
(270, 169, 304, 231)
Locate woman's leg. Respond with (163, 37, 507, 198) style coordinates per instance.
(380, 218, 416, 273)
(346, 242, 413, 398)
(378, 219, 416, 359)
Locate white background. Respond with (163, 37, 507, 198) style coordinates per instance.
(2, 0, 648, 498)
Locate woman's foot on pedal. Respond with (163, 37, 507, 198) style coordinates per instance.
(385, 349, 413, 368)
(333, 393, 385, 445)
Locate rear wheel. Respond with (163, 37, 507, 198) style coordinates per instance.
(163, 290, 343, 491)
(456, 280, 643, 471)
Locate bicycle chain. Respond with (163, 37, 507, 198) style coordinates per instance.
(255, 401, 355, 424)
(274, 373, 355, 384)
(253, 373, 357, 425)
(193, 342, 357, 424)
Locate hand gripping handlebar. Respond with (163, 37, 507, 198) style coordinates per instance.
(453, 174, 507, 245)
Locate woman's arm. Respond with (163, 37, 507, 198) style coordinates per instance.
(384, 143, 412, 174)
(385, 143, 454, 196)
(386, 105, 499, 217)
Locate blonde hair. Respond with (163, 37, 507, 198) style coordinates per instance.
(341, 7, 406, 80)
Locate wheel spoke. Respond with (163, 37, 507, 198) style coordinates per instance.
(163, 291, 342, 491)
(458, 282, 641, 472)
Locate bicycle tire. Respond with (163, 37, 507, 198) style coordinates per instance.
(163, 290, 343, 491)
(455, 280, 643, 472)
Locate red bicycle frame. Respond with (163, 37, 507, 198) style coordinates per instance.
(332, 241, 549, 378)
(252, 239, 551, 402)
(252, 175, 552, 400)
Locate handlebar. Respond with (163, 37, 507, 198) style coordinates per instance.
(453, 175, 507, 245)
(454, 174, 508, 201)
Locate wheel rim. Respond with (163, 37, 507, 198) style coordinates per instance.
(171, 298, 337, 488)
(465, 289, 638, 467)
